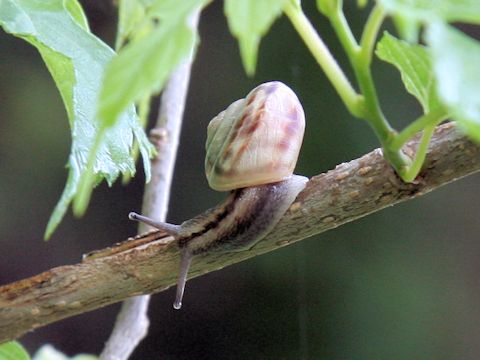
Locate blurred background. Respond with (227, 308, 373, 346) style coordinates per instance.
(1, 1, 480, 359)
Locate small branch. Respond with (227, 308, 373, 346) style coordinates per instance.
(99, 10, 200, 360)
(0, 123, 479, 343)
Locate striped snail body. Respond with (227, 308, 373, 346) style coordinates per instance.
(130, 81, 308, 309)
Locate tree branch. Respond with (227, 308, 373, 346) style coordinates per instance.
(1, 122, 478, 343)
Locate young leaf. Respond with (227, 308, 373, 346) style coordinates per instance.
(391, 13, 420, 43)
(0, 341, 30, 360)
(115, 0, 147, 49)
(0, 0, 154, 238)
(97, 0, 201, 132)
(426, 22, 480, 142)
(224, 0, 289, 76)
(378, 0, 480, 25)
(376, 32, 440, 113)
(148, 0, 206, 21)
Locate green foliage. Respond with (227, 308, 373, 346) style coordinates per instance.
(2, 0, 480, 357)
(0, 0, 154, 238)
(224, 0, 289, 76)
(0, 341, 30, 360)
(379, 0, 480, 24)
(115, 0, 149, 49)
(107, 0, 206, 186)
(378, 0, 480, 143)
(427, 22, 480, 141)
(97, 0, 201, 130)
(376, 32, 441, 113)
(0, 342, 99, 360)
(378, 0, 480, 43)
(33, 345, 97, 360)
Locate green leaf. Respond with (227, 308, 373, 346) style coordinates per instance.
(376, 32, 440, 113)
(378, 0, 480, 25)
(115, 0, 148, 49)
(224, 0, 289, 76)
(64, 0, 89, 31)
(148, 0, 205, 21)
(33, 345, 98, 360)
(0, 0, 154, 238)
(0, 341, 30, 360)
(391, 13, 420, 43)
(97, 0, 200, 133)
(426, 22, 480, 141)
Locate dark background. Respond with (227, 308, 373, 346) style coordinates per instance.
(1, 1, 480, 359)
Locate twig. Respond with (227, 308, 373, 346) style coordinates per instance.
(99, 10, 200, 360)
(0, 123, 479, 343)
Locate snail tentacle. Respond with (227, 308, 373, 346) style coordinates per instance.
(128, 212, 181, 236)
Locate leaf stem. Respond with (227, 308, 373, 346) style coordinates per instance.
(344, 3, 411, 171)
(284, 2, 363, 117)
(359, 3, 385, 66)
(391, 108, 448, 150)
(400, 123, 436, 182)
(329, 6, 360, 60)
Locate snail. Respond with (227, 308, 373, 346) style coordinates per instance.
(129, 81, 308, 309)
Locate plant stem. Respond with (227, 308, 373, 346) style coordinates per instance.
(286, 1, 438, 179)
(400, 123, 436, 182)
(359, 4, 385, 67)
(346, 3, 410, 172)
(329, 6, 360, 61)
(284, 2, 363, 117)
(391, 108, 448, 181)
(391, 108, 448, 150)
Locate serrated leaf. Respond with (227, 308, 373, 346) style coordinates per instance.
(224, 0, 289, 76)
(426, 22, 480, 142)
(33, 344, 98, 360)
(0, 341, 30, 360)
(376, 32, 440, 112)
(0, 0, 155, 238)
(378, 0, 480, 25)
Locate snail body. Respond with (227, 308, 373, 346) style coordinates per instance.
(130, 81, 307, 309)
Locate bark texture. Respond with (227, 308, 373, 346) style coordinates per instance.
(0, 122, 479, 342)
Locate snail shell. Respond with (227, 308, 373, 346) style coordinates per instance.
(128, 81, 308, 309)
(205, 81, 305, 191)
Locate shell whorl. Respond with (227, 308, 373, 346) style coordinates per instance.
(205, 81, 305, 191)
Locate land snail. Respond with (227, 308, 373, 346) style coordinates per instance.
(129, 81, 308, 309)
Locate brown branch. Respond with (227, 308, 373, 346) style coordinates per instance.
(1, 122, 479, 343)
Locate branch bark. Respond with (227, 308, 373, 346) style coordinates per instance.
(1, 122, 478, 343)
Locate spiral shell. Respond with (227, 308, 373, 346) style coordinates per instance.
(205, 81, 305, 191)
